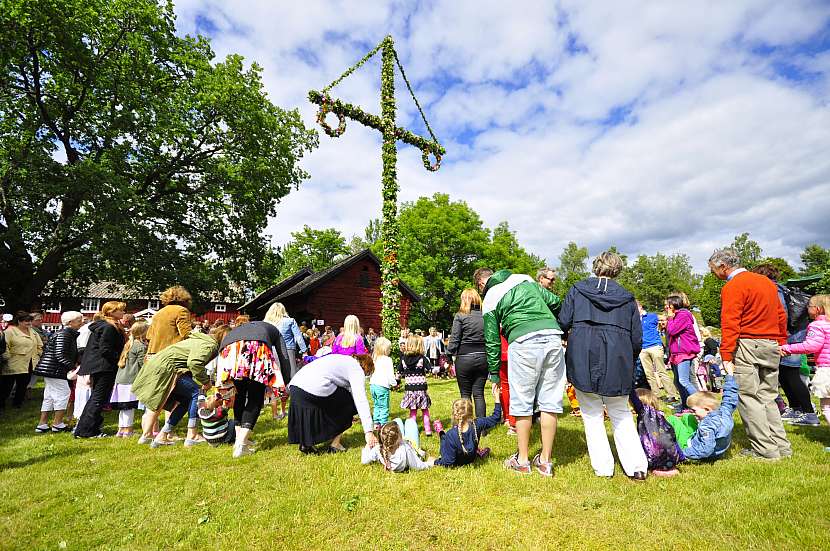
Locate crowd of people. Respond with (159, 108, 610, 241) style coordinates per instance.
(1, 246, 828, 477)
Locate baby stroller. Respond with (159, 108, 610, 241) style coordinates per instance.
(699, 354, 724, 391)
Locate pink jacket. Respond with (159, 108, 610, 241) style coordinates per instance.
(665, 309, 701, 364)
(782, 315, 830, 366)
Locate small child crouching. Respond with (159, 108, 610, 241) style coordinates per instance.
(681, 371, 738, 461)
(362, 418, 434, 472)
(198, 383, 236, 447)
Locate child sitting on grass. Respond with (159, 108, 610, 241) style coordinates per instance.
(433, 385, 502, 467)
(681, 363, 738, 461)
(198, 382, 236, 447)
(362, 417, 434, 472)
(630, 388, 685, 477)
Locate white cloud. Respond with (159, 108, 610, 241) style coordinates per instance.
(173, 0, 830, 272)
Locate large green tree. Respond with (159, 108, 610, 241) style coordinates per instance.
(617, 252, 701, 311)
(483, 222, 545, 278)
(278, 226, 349, 278)
(395, 193, 541, 329)
(553, 242, 590, 297)
(731, 232, 763, 268)
(0, 0, 317, 311)
(799, 243, 830, 293)
(397, 193, 490, 329)
(800, 244, 830, 275)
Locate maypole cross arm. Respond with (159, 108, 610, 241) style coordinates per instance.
(307, 35, 444, 172)
(308, 90, 445, 170)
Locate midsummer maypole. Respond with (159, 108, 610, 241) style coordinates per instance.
(309, 35, 444, 352)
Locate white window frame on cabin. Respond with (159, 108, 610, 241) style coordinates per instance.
(80, 298, 101, 313)
(214, 303, 227, 312)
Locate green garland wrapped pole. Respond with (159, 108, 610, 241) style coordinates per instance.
(309, 35, 444, 355)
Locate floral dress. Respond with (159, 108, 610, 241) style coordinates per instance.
(399, 354, 432, 410)
(216, 340, 286, 395)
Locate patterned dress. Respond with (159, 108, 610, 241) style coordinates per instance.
(630, 391, 685, 470)
(215, 340, 286, 394)
(399, 354, 432, 410)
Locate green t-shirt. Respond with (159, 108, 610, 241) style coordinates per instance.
(668, 413, 698, 448)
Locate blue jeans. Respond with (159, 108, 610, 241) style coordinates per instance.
(672, 360, 698, 407)
(166, 375, 201, 428)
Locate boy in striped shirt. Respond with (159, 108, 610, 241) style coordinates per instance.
(198, 382, 236, 446)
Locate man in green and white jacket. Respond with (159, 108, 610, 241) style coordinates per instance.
(475, 267, 565, 476)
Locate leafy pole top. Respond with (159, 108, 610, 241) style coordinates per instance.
(309, 35, 444, 351)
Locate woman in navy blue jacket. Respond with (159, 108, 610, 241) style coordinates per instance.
(557, 251, 647, 480)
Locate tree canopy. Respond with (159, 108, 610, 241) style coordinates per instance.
(395, 193, 542, 329)
(0, 0, 317, 311)
(552, 242, 589, 298)
(278, 225, 349, 279)
(617, 252, 700, 312)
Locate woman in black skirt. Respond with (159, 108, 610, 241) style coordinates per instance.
(288, 353, 378, 454)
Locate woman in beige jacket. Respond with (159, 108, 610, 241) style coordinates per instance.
(1, 311, 44, 410)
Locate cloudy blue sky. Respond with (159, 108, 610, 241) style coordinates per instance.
(173, 0, 830, 271)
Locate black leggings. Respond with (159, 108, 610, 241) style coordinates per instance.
(0, 373, 30, 409)
(779, 364, 814, 413)
(75, 371, 116, 437)
(233, 378, 266, 430)
(455, 353, 488, 418)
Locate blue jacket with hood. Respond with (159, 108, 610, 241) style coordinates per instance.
(557, 277, 642, 396)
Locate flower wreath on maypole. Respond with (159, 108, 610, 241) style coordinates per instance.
(308, 35, 445, 357)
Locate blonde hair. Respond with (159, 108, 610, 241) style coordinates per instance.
(700, 326, 713, 339)
(264, 302, 288, 324)
(592, 251, 623, 278)
(373, 337, 392, 359)
(159, 286, 192, 307)
(234, 314, 250, 326)
(451, 398, 476, 455)
(340, 314, 360, 348)
(687, 391, 721, 411)
(458, 288, 481, 315)
(118, 321, 149, 368)
(811, 294, 830, 315)
(403, 334, 425, 356)
(634, 388, 661, 410)
(378, 421, 402, 470)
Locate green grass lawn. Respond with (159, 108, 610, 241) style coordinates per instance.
(1, 378, 829, 550)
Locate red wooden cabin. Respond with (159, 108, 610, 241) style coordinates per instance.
(240, 249, 418, 333)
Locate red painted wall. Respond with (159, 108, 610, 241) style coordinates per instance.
(284, 259, 411, 333)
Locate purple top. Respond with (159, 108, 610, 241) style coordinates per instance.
(331, 333, 367, 356)
(665, 309, 700, 364)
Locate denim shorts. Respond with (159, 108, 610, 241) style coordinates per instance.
(507, 332, 566, 416)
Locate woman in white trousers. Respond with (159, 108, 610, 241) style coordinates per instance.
(557, 252, 648, 479)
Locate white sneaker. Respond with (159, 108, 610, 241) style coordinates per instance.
(232, 443, 254, 458)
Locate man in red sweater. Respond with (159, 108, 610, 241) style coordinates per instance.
(709, 248, 790, 460)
